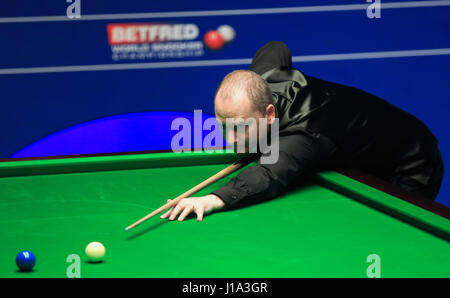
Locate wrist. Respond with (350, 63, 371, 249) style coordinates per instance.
(209, 194, 225, 209)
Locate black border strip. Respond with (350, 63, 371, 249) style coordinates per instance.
(0, 147, 230, 162)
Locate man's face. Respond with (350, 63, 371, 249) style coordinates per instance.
(215, 91, 265, 153)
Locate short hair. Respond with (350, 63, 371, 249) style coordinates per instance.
(215, 70, 273, 114)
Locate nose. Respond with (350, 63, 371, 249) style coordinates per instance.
(227, 132, 238, 145)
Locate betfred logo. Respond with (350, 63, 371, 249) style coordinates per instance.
(106, 23, 235, 61)
(107, 23, 199, 45)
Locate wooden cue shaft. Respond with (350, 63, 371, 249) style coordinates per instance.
(125, 154, 256, 231)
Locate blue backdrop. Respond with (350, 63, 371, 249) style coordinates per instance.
(0, 0, 449, 206)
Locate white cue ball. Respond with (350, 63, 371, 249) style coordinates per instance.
(217, 25, 236, 43)
(85, 241, 105, 261)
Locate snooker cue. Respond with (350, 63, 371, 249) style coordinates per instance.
(125, 154, 258, 231)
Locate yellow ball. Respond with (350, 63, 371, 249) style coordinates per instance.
(85, 242, 105, 261)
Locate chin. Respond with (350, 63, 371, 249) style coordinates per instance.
(232, 146, 250, 153)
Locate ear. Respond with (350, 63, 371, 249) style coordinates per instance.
(265, 104, 276, 125)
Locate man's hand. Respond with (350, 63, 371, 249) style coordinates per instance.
(160, 194, 225, 222)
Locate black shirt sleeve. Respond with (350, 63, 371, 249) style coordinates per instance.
(211, 41, 336, 208)
(249, 41, 293, 75)
(211, 133, 336, 208)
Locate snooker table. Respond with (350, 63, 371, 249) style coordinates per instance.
(0, 150, 449, 278)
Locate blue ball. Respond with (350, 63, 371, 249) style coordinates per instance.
(16, 251, 36, 272)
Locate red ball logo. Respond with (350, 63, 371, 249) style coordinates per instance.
(203, 30, 225, 50)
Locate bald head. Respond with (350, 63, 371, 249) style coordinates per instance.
(214, 70, 273, 119)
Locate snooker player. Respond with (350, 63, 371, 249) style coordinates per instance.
(160, 41, 444, 222)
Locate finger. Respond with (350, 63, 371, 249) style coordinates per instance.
(159, 199, 174, 218)
(177, 205, 193, 221)
(160, 199, 175, 219)
(160, 208, 173, 219)
(169, 204, 184, 220)
(196, 207, 205, 222)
